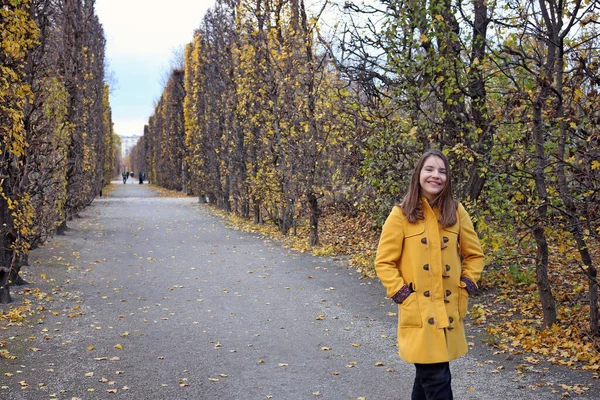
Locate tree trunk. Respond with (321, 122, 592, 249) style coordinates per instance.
(533, 225, 556, 327)
(9, 254, 29, 286)
(463, 0, 492, 202)
(554, 77, 598, 336)
(308, 192, 319, 246)
(589, 266, 599, 336)
(57, 219, 68, 235)
(253, 200, 261, 224)
(0, 267, 12, 304)
(532, 90, 557, 327)
(280, 199, 294, 235)
(550, 8, 598, 334)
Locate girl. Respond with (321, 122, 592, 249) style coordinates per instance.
(375, 149, 485, 399)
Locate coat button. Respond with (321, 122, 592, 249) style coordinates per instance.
(446, 265, 451, 271)
(446, 290, 452, 296)
(424, 291, 430, 297)
(423, 264, 429, 271)
(443, 236, 449, 243)
(447, 325, 454, 330)
(449, 317, 454, 323)
(421, 238, 427, 244)
(428, 318, 435, 325)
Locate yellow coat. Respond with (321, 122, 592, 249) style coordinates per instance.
(375, 199, 485, 364)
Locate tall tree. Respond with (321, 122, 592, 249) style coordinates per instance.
(0, 0, 39, 303)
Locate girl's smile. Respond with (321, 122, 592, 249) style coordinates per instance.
(419, 155, 447, 202)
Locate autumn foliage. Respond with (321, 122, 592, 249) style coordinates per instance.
(0, 0, 117, 303)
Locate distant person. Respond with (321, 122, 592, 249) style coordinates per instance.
(122, 171, 127, 184)
(139, 171, 143, 184)
(375, 149, 485, 399)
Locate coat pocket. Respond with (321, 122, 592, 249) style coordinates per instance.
(399, 293, 423, 328)
(458, 286, 469, 319)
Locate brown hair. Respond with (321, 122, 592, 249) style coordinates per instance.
(400, 149, 458, 227)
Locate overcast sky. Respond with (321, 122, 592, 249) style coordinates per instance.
(95, 0, 363, 138)
(95, 0, 214, 137)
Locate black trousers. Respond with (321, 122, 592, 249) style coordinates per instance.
(411, 362, 453, 400)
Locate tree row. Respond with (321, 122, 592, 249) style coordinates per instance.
(0, 0, 118, 303)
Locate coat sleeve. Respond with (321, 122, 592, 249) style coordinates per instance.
(375, 206, 406, 299)
(458, 203, 485, 285)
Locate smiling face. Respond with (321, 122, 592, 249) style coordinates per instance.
(419, 155, 447, 202)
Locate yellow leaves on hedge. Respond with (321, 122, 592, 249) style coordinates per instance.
(0, 3, 39, 59)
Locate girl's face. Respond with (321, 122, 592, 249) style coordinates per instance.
(419, 155, 447, 202)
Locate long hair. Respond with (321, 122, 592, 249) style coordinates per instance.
(400, 149, 458, 227)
